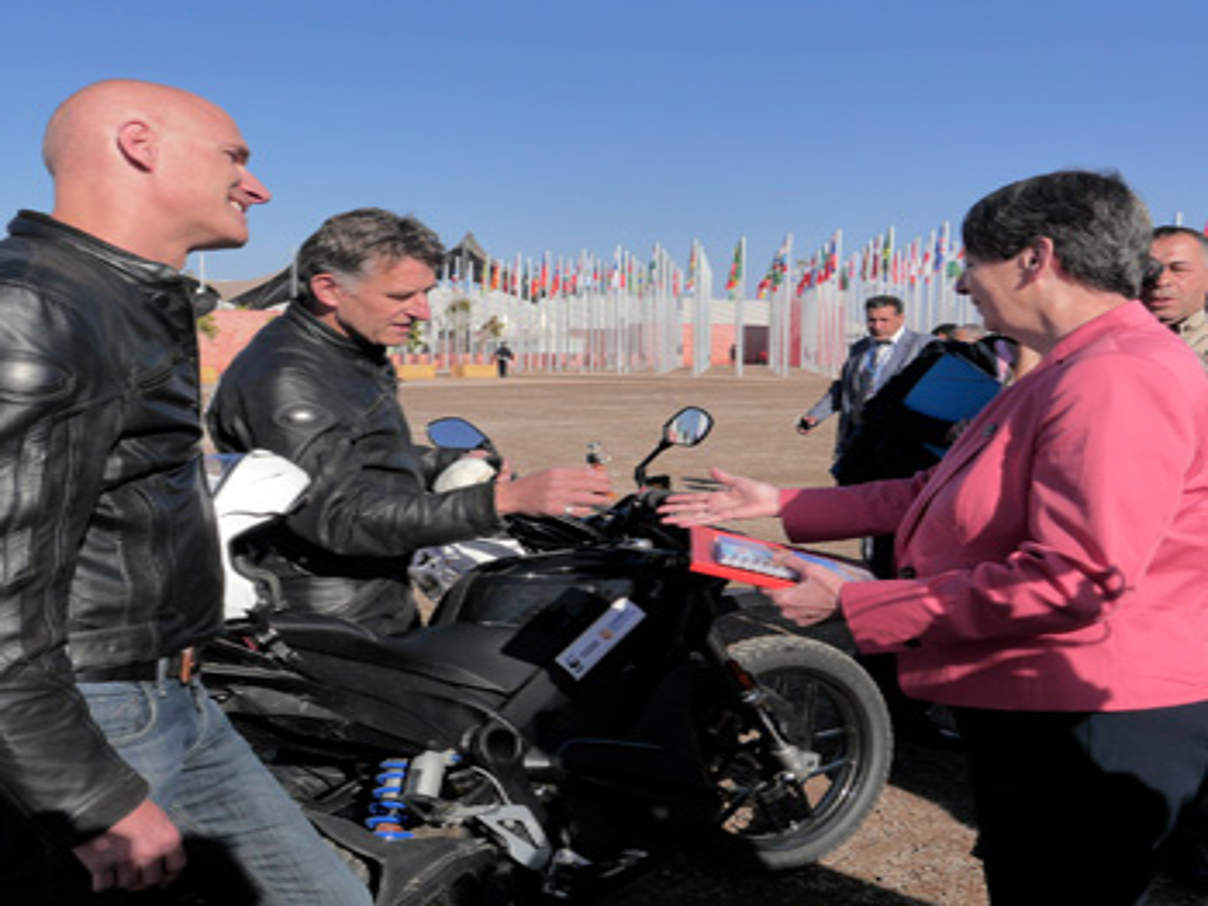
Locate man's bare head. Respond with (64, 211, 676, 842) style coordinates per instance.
(1143, 227, 1208, 325)
(44, 79, 270, 268)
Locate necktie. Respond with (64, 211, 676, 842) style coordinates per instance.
(863, 340, 891, 399)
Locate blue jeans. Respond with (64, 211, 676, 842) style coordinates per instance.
(76, 678, 373, 905)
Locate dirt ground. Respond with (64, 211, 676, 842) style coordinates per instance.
(391, 366, 1203, 906)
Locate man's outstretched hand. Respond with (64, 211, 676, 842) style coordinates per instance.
(495, 467, 613, 518)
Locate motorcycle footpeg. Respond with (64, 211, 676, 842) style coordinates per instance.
(474, 804, 552, 870)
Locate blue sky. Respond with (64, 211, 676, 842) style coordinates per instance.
(3, 0, 1205, 280)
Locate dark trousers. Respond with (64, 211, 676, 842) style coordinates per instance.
(954, 701, 1208, 906)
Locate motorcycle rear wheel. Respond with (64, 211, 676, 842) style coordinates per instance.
(709, 634, 893, 870)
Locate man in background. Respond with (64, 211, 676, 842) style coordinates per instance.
(1146, 225, 1208, 889)
(797, 294, 933, 464)
(1142, 225, 1208, 369)
(797, 294, 933, 575)
(494, 339, 515, 377)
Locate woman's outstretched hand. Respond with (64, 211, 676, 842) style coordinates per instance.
(658, 467, 781, 526)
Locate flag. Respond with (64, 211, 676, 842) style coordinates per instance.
(757, 236, 790, 298)
(794, 257, 814, 296)
(947, 243, 964, 278)
(685, 242, 697, 294)
(825, 232, 839, 281)
(725, 239, 743, 293)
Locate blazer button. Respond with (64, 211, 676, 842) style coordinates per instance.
(898, 566, 917, 578)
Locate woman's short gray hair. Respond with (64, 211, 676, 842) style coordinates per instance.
(961, 171, 1152, 299)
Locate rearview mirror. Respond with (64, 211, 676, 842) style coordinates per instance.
(427, 417, 489, 451)
(662, 407, 713, 447)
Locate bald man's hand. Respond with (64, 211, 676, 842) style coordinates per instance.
(72, 799, 186, 893)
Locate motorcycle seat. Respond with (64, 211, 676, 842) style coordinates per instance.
(267, 612, 538, 696)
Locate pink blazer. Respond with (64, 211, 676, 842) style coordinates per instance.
(780, 302, 1208, 711)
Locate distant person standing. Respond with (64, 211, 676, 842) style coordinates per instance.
(797, 295, 933, 573)
(1147, 224, 1208, 891)
(797, 295, 933, 465)
(494, 340, 515, 377)
(1142, 225, 1208, 369)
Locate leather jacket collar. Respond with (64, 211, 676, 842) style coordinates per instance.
(284, 301, 391, 367)
(9, 210, 219, 316)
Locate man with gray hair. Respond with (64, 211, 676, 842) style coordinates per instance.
(1146, 227, 1208, 885)
(207, 207, 612, 634)
(1142, 225, 1208, 369)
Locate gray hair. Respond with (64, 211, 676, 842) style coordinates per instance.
(1152, 225, 1208, 259)
(961, 171, 1152, 298)
(296, 208, 445, 299)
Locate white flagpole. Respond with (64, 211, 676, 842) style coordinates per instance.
(832, 229, 843, 372)
(780, 234, 793, 376)
(939, 221, 951, 325)
(735, 236, 746, 377)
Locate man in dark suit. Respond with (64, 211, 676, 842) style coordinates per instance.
(798, 295, 934, 465)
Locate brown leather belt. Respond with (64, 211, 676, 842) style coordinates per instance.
(75, 646, 199, 684)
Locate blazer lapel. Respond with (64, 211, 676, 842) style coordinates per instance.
(844, 338, 872, 403)
(884, 330, 927, 378)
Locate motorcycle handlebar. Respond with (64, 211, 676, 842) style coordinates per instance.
(505, 486, 685, 554)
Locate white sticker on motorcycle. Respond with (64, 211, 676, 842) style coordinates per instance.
(555, 597, 645, 680)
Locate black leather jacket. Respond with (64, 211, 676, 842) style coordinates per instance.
(0, 212, 222, 844)
(205, 302, 503, 635)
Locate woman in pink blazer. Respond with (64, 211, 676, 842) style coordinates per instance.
(663, 172, 1208, 906)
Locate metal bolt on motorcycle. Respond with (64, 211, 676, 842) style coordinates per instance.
(202, 407, 893, 904)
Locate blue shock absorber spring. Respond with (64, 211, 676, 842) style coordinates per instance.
(365, 757, 414, 840)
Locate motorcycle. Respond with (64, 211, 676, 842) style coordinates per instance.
(201, 407, 893, 904)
